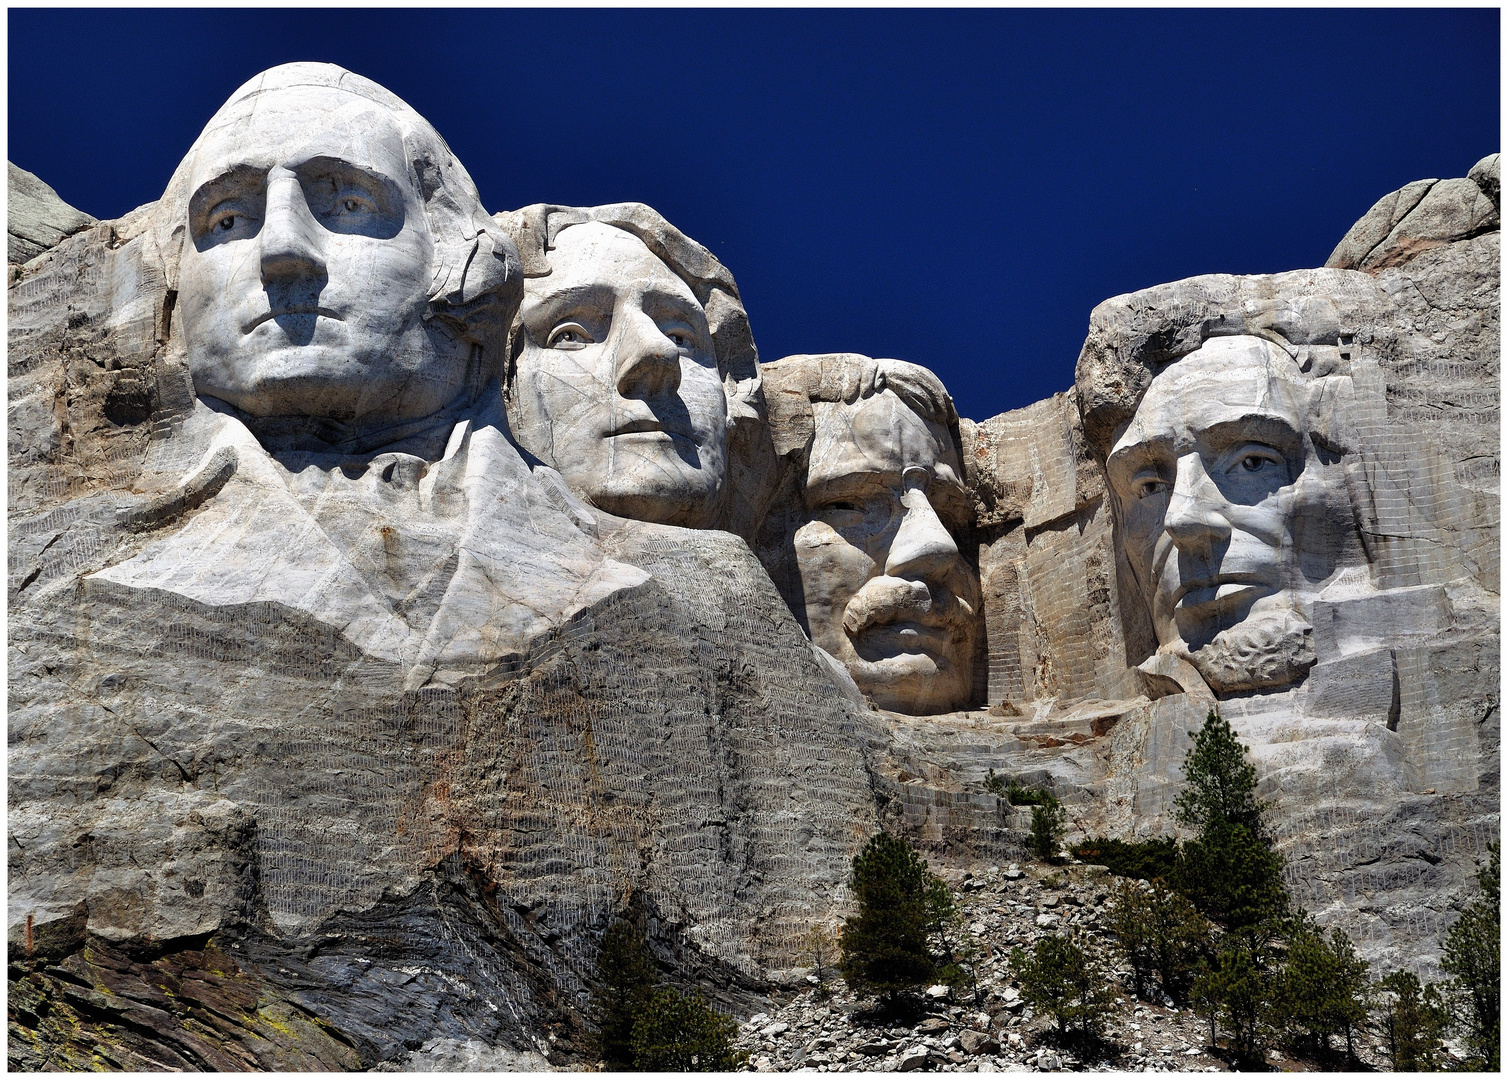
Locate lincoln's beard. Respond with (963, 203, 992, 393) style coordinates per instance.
(1183, 607, 1316, 695)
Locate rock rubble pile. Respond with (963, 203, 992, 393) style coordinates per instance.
(731, 861, 1394, 1073)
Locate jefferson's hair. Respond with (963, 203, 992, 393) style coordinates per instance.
(153, 62, 522, 361)
(493, 202, 763, 429)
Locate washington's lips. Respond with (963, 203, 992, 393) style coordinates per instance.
(607, 415, 695, 441)
(243, 306, 343, 332)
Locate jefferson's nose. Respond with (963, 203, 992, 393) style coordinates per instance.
(615, 311, 682, 399)
(1163, 453, 1232, 555)
(259, 171, 326, 285)
(886, 472, 960, 582)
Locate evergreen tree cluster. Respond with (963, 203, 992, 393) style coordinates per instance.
(590, 919, 744, 1071)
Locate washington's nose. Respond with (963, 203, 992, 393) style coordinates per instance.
(259, 171, 326, 285)
(886, 476, 960, 582)
(615, 311, 682, 399)
(1163, 453, 1232, 554)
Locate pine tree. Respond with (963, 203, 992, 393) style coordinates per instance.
(1377, 969, 1449, 1071)
(591, 919, 659, 1069)
(1107, 880, 1210, 1005)
(839, 832, 941, 1002)
(630, 987, 744, 1071)
(1269, 916, 1369, 1064)
(1440, 843, 1500, 1070)
(1172, 711, 1287, 931)
(1190, 932, 1275, 1067)
(1029, 791, 1066, 861)
(1174, 710, 1264, 835)
(1011, 931, 1116, 1042)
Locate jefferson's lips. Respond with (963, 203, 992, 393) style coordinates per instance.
(243, 307, 343, 332)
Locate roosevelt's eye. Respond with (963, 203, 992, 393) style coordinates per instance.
(546, 323, 595, 349)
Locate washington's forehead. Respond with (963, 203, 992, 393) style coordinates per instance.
(187, 92, 410, 186)
(807, 393, 957, 486)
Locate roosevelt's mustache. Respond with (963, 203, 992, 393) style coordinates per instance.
(842, 576, 969, 637)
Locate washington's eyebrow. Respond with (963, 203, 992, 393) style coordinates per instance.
(188, 164, 266, 225)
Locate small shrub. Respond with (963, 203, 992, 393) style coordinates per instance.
(630, 987, 744, 1071)
(982, 768, 1008, 796)
(1008, 780, 1053, 806)
(1029, 792, 1066, 861)
(1011, 932, 1115, 1041)
(1377, 969, 1449, 1071)
(1070, 836, 1180, 882)
(1441, 843, 1499, 1070)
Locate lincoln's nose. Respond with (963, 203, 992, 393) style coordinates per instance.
(1163, 453, 1232, 555)
(259, 170, 327, 285)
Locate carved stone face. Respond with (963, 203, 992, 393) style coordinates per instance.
(1106, 335, 1333, 690)
(178, 87, 467, 424)
(793, 390, 979, 714)
(510, 222, 728, 528)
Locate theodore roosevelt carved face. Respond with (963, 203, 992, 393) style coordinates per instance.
(171, 66, 517, 432)
(507, 222, 730, 529)
(763, 354, 980, 715)
(1105, 335, 1345, 693)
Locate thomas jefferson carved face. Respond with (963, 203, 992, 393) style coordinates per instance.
(794, 390, 979, 714)
(1106, 335, 1340, 692)
(177, 86, 469, 425)
(508, 222, 728, 528)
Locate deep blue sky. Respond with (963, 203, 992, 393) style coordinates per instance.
(8, 9, 1500, 421)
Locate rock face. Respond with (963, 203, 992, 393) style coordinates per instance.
(6, 61, 1497, 1069)
(7, 162, 96, 266)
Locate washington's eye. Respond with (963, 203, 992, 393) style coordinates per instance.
(546, 322, 595, 349)
(1131, 473, 1169, 500)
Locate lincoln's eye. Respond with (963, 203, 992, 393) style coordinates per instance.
(1241, 455, 1268, 471)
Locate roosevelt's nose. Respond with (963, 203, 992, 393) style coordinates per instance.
(259, 171, 326, 285)
(885, 472, 960, 582)
(615, 310, 682, 399)
(1163, 453, 1232, 555)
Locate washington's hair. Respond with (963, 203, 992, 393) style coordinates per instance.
(153, 62, 522, 364)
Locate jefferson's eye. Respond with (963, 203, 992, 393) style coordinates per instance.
(343, 198, 363, 213)
(546, 323, 595, 349)
(1133, 476, 1169, 500)
(1240, 455, 1270, 471)
(668, 330, 693, 349)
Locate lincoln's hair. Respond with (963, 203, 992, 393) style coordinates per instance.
(154, 62, 522, 362)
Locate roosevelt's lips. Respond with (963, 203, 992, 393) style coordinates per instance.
(243, 307, 343, 333)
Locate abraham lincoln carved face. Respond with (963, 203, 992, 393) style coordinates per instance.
(1105, 335, 1353, 693)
